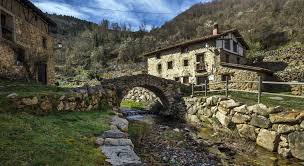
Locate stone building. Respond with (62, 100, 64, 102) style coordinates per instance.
(144, 24, 272, 90)
(0, 0, 56, 84)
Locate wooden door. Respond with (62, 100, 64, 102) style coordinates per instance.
(38, 63, 47, 84)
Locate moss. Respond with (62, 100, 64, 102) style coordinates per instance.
(120, 100, 149, 110)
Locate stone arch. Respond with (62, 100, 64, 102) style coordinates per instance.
(101, 74, 187, 117)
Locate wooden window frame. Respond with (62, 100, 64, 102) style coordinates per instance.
(224, 39, 231, 50)
(183, 59, 189, 67)
(233, 41, 238, 53)
(0, 6, 16, 42)
(167, 61, 173, 70)
(157, 63, 162, 73)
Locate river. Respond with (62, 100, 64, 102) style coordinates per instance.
(122, 108, 303, 166)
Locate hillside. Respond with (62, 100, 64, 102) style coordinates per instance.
(50, 0, 304, 83)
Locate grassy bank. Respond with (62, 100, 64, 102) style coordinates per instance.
(120, 100, 149, 110)
(0, 111, 113, 166)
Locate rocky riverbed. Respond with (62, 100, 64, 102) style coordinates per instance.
(126, 109, 303, 166)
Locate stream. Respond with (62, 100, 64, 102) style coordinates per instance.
(121, 108, 303, 166)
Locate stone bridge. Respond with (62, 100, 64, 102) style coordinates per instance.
(100, 74, 188, 116)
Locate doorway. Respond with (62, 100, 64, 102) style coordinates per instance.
(38, 63, 47, 84)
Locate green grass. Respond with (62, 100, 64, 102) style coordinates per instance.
(0, 111, 112, 166)
(120, 100, 149, 110)
(202, 91, 304, 110)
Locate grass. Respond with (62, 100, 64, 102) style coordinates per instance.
(201, 91, 304, 110)
(0, 110, 113, 166)
(120, 100, 149, 110)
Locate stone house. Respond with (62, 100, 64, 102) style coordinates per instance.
(144, 24, 272, 90)
(0, 0, 56, 84)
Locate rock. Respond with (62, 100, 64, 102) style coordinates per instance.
(274, 124, 300, 134)
(219, 99, 240, 109)
(301, 121, 304, 129)
(250, 115, 271, 129)
(248, 104, 269, 116)
(7, 93, 18, 99)
(101, 146, 141, 165)
(218, 106, 230, 115)
(103, 130, 128, 139)
(57, 101, 64, 111)
(288, 132, 304, 160)
(187, 107, 198, 115)
(269, 111, 302, 123)
(206, 96, 219, 106)
(215, 111, 232, 127)
(232, 113, 251, 124)
(278, 146, 292, 158)
(96, 137, 104, 146)
(112, 116, 129, 132)
(197, 107, 213, 118)
(233, 105, 249, 114)
(187, 114, 201, 125)
(104, 138, 134, 148)
(22, 97, 38, 106)
(268, 106, 285, 114)
(256, 129, 280, 152)
(237, 124, 257, 141)
(173, 128, 180, 132)
(40, 100, 52, 112)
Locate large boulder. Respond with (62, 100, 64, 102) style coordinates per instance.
(248, 104, 269, 117)
(104, 138, 134, 148)
(215, 111, 232, 127)
(40, 99, 53, 112)
(197, 107, 213, 118)
(269, 111, 304, 123)
(219, 99, 241, 109)
(22, 97, 38, 106)
(256, 129, 280, 152)
(187, 114, 201, 125)
(101, 146, 141, 165)
(206, 96, 219, 107)
(103, 130, 128, 139)
(250, 115, 271, 129)
(237, 124, 257, 141)
(112, 116, 129, 132)
(288, 132, 304, 160)
(232, 113, 251, 124)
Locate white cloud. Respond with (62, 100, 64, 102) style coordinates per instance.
(33, 1, 87, 19)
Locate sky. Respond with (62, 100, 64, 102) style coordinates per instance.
(32, 0, 210, 30)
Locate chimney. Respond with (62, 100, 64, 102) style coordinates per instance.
(213, 23, 219, 35)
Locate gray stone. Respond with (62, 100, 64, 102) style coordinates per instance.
(275, 124, 300, 134)
(270, 111, 303, 123)
(288, 132, 304, 160)
(250, 115, 271, 129)
(268, 106, 285, 114)
(215, 111, 232, 127)
(218, 106, 230, 115)
(206, 96, 219, 106)
(256, 129, 280, 152)
(7, 93, 18, 99)
(233, 105, 249, 114)
(237, 124, 257, 141)
(96, 137, 104, 146)
(219, 99, 240, 109)
(112, 116, 129, 132)
(187, 114, 200, 125)
(103, 130, 128, 138)
(278, 146, 292, 158)
(101, 146, 141, 166)
(301, 121, 304, 129)
(248, 104, 269, 116)
(197, 107, 213, 118)
(22, 97, 38, 106)
(232, 113, 251, 124)
(104, 138, 134, 148)
(187, 107, 198, 115)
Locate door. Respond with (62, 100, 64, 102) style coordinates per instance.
(38, 63, 47, 84)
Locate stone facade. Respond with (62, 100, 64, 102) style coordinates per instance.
(0, 0, 55, 84)
(123, 87, 157, 103)
(184, 96, 304, 160)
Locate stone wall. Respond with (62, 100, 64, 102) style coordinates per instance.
(123, 87, 157, 103)
(184, 96, 304, 160)
(0, 1, 55, 84)
(7, 86, 118, 113)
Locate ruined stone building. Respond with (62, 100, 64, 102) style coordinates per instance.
(0, 0, 56, 84)
(144, 24, 272, 90)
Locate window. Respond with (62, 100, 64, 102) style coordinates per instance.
(16, 49, 25, 66)
(174, 77, 180, 82)
(181, 47, 189, 53)
(0, 11, 14, 42)
(237, 57, 240, 64)
(224, 39, 231, 50)
(225, 54, 230, 63)
(42, 37, 47, 49)
(221, 74, 232, 81)
(197, 76, 208, 85)
(167, 61, 173, 69)
(184, 59, 189, 66)
(156, 53, 161, 59)
(233, 41, 238, 52)
(157, 64, 162, 73)
(183, 76, 189, 84)
(196, 53, 206, 72)
(196, 53, 205, 63)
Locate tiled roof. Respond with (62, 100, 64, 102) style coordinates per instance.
(20, 0, 56, 26)
(143, 29, 249, 57)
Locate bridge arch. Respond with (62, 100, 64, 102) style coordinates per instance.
(101, 74, 187, 117)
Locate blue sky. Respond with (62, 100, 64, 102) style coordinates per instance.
(32, 0, 210, 30)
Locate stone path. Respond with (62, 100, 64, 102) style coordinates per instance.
(96, 116, 141, 166)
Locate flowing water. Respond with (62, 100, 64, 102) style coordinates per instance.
(122, 108, 303, 166)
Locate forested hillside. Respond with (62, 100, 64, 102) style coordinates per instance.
(51, 0, 304, 82)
